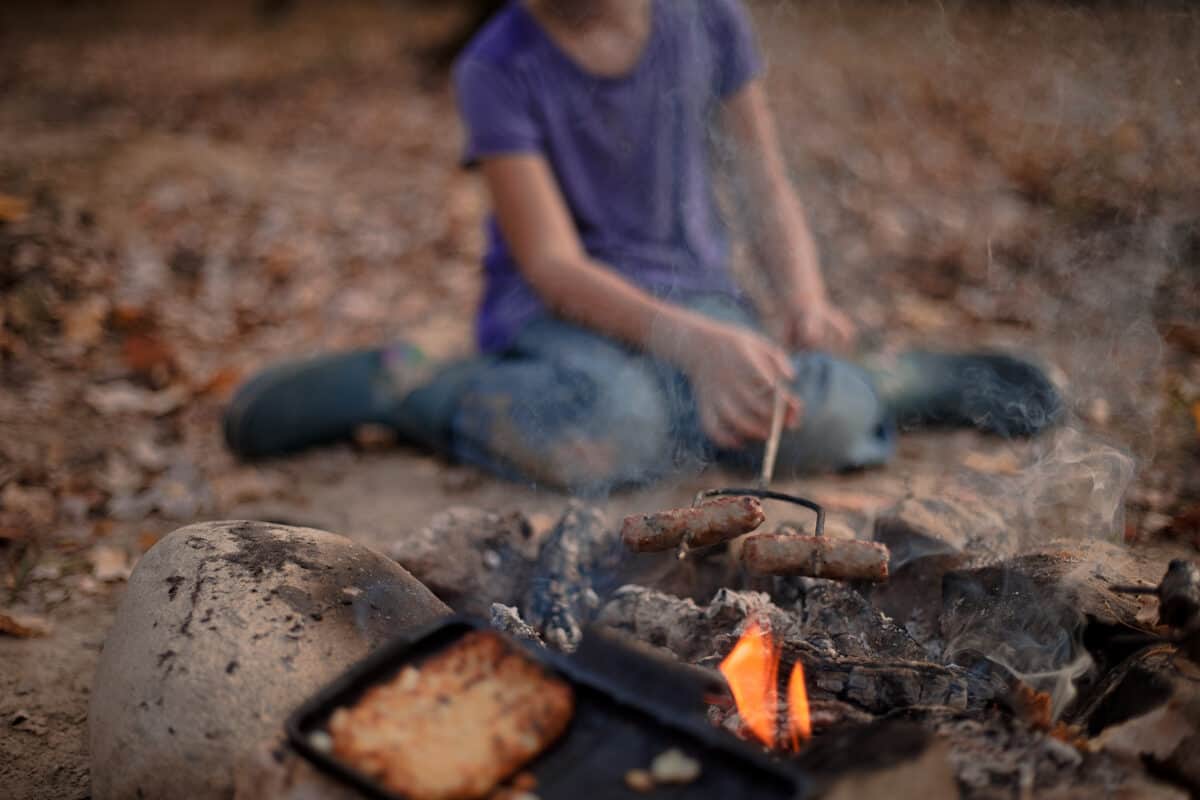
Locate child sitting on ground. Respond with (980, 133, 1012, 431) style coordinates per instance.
(223, 0, 1060, 492)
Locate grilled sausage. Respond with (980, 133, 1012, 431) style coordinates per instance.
(621, 496, 766, 553)
(740, 533, 889, 582)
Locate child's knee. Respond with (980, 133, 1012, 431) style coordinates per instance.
(451, 360, 672, 490)
(549, 366, 674, 489)
(776, 354, 896, 473)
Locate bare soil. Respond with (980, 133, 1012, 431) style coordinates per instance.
(1, 1, 1198, 797)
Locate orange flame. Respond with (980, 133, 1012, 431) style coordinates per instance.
(718, 620, 811, 751)
(787, 659, 811, 748)
(718, 620, 779, 746)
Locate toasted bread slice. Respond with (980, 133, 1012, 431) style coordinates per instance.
(329, 630, 573, 800)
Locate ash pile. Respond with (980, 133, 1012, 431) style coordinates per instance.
(391, 492, 1200, 799)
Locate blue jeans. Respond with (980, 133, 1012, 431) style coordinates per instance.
(446, 296, 895, 492)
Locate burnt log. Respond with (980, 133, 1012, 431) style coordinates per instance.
(596, 585, 799, 662)
(597, 585, 1001, 714)
(488, 603, 544, 646)
(939, 540, 1171, 715)
(1113, 558, 1200, 662)
(1157, 559, 1200, 633)
(599, 580, 927, 663)
(521, 502, 621, 652)
(1072, 642, 1200, 729)
(1082, 643, 1200, 796)
(789, 646, 982, 712)
(792, 582, 928, 661)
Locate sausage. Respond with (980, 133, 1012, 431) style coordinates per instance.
(621, 496, 766, 553)
(740, 533, 890, 582)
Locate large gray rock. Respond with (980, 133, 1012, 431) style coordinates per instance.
(89, 520, 450, 800)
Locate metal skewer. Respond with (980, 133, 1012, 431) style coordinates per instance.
(675, 386, 796, 561)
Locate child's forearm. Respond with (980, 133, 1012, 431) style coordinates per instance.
(522, 250, 716, 369)
(753, 182, 828, 304)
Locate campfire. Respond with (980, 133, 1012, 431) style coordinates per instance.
(341, 489, 1200, 799)
(719, 619, 812, 752)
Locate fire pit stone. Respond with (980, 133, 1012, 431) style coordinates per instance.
(89, 520, 451, 800)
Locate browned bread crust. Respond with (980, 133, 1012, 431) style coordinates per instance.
(329, 631, 574, 800)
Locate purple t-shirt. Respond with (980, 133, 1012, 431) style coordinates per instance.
(454, 0, 764, 352)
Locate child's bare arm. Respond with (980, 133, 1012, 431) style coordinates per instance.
(480, 153, 801, 446)
(722, 80, 856, 353)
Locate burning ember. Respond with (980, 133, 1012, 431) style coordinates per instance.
(718, 620, 811, 752)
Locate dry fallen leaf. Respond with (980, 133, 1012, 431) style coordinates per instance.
(0, 525, 27, 542)
(1090, 700, 1193, 760)
(128, 436, 171, 472)
(211, 468, 288, 507)
(1, 483, 57, 527)
(895, 293, 953, 332)
(1010, 682, 1054, 730)
(84, 382, 189, 416)
(0, 194, 30, 223)
(110, 303, 154, 331)
(0, 612, 50, 638)
(195, 365, 242, 399)
(122, 332, 176, 378)
(60, 295, 110, 347)
(88, 545, 131, 582)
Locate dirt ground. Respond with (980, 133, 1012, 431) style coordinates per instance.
(1, 1, 1198, 797)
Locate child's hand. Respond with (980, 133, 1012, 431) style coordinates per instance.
(681, 322, 803, 449)
(784, 299, 857, 354)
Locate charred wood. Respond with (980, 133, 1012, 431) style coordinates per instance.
(521, 502, 621, 652)
(1156, 559, 1200, 633)
(596, 585, 799, 662)
(1083, 646, 1200, 797)
(597, 585, 1001, 714)
(791, 581, 929, 661)
(939, 540, 1171, 713)
(489, 603, 544, 646)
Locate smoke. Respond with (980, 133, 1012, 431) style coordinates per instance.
(1015, 427, 1137, 544)
(941, 564, 1095, 720)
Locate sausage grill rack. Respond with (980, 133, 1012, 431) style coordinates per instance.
(674, 487, 826, 560)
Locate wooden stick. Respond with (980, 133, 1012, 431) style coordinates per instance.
(740, 533, 890, 582)
(621, 496, 766, 553)
(759, 387, 786, 489)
